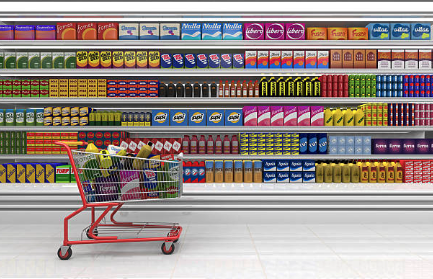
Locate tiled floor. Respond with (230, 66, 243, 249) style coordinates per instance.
(2, 223, 433, 278)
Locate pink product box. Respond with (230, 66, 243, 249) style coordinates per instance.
(257, 106, 271, 126)
(244, 23, 264, 40)
(310, 106, 324, 126)
(271, 106, 284, 126)
(243, 106, 258, 126)
(297, 106, 311, 126)
(285, 23, 305, 40)
(283, 106, 297, 126)
(265, 23, 285, 40)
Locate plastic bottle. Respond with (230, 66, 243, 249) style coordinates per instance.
(343, 108, 354, 126)
(231, 135, 239, 154)
(184, 82, 192, 97)
(254, 80, 260, 97)
(315, 163, 324, 183)
(198, 135, 206, 154)
(324, 108, 333, 126)
(259, 77, 268, 97)
(354, 108, 365, 126)
(349, 163, 360, 183)
(360, 162, 369, 183)
(207, 135, 214, 154)
(202, 82, 209, 97)
(159, 82, 167, 97)
(236, 81, 242, 97)
(190, 135, 198, 154)
(167, 82, 175, 97)
(242, 80, 248, 97)
(193, 82, 201, 98)
(333, 108, 344, 126)
(223, 135, 231, 154)
(182, 135, 190, 154)
(333, 163, 342, 183)
(341, 163, 351, 183)
(323, 163, 333, 183)
(378, 162, 386, 183)
(215, 135, 223, 154)
(277, 77, 286, 97)
(368, 162, 377, 183)
(269, 77, 277, 97)
(218, 80, 224, 97)
(248, 80, 254, 97)
(176, 82, 185, 97)
(224, 80, 230, 97)
(210, 82, 217, 97)
(385, 162, 395, 183)
(395, 161, 403, 183)
(230, 80, 236, 97)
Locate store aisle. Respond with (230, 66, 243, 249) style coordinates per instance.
(2, 223, 433, 278)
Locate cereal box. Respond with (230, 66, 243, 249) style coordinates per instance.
(367, 23, 389, 40)
(305, 51, 317, 68)
(306, 27, 327, 40)
(405, 50, 419, 69)
(148, 51, 160, 68)
(119, 23, 139, 40)
(181, 23, 201, 40)
(317, 51, 329, 68)
(56, 22, 76, 40)
(392, 50, 404, 69)
(328, 27, 347, 40)
(257, 51, 269, 68)
(222, 23, 242, 40)
(244, 23, 264, 40)
(0, 25, 14, 40)
(140, 23, 159, 40)
(245, 51, 257, 68)
(265, 23, 285, 40)
(281, 51, 293, 68)
(160, 23, 180, 40)
(77, 23, 96, 40)
(97, 23, 118, 40)
(269, 51, 281, 68)
(293, 51, 305, 68)
(419, 49, 432, 69)
(35, 25, 56, 40)
(378, 49, 391, 69)
(348, 27, 368, 40)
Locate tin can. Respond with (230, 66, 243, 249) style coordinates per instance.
(61, 107, 71, 117)
(53, 116, 62, 126)
(71, 116, 79, 126)
(52, 106, 61, 117)
(44, 107, 53, 117)
(79, 116, 89, 126)
(44, 116, 53, 126)
(403, 75, 409, 83)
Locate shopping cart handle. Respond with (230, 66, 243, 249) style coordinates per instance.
(55, 141, 88, 147)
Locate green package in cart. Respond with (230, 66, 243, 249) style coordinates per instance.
(29, 52, 41, 69)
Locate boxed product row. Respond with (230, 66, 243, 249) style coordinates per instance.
(0, 109, 44, 126)
(239, 132, 302, 156)
(401, 160, 433, 183)
(0, 51, 75, 69)
(49, 79, 107, 98)
(373, 139, 433, 154)
(328, 136, 372, 155)
(118, 137, 181, 156)
(0, 79, 49, 97)
(377, 75, 433, 98)
(151, 109, 242, 126)
(198, 160, 263, 184)
(26, 132, 78, 154)
(0, 163, 68, 183)
(0, 132, 27, 154)
(77, 131, 125, 150)
(367, 23, 431, 40)
(107, 79, 158, 97)
(182, 135, 238, 155)
(243, 106, 323, 126)
(76, 50, 157, 68)
(378, 49, 433, 70)
(263, 159, 315, 183)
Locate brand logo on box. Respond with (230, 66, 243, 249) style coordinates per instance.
(266, 23, 284, 39)
(197, 54, 207, 62)
(245, 23, 264, 39)
(191, 112, 204, 123)
(172, 112, 186, 123)
(154, 112, 168, 123)
(227, 112, 241, 123)
(161, 54, 171, 63)
(209, 112, 223, 123)
(185, 54, 195, 63)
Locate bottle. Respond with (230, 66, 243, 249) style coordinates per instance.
(202, 82, 209, 97)
(182, 135, 190, 154)
(231, 135, 239, 154)
(210, 82, 217, 97)
(184, 82, 192, 97)
(360, 162, 369, 183)
(333, 108, 344, 126)
(159, 82, 167, 97)
(242, 80, 248, 97)
(323, 163, 333, 183)
(167, 82, 175, 97)
(259, 77, 268, 97)
(133, 142, 153, 170)
(343, 108, 354, 126)
(277, 77, 286, 97)
(230, 80, 236, 97)
(286, 77, 294, 97)
(193, 82, 201, 97)
(254, 80, 260, 97)
(218, 80, 224, 97)
(224, 80, 230, 97)
(304, 77, 312, 97)
(190, 135, 198, 154)
(324, 108, 333, 126)
(269, 77, 277, 97)
(350, 163, 360, 183)
(395, 161, 403, 183)
(176, 82, 185, 97)
(385, 162, 395, 183)
(315, 163, 324, 183)
(333, 163, 342, 183)
(236, 81, 242, 97)
(368, 162, 377, 183)
(207, 135, 214, 154)
(354, 108, 365, 126)
(378, 162, 386, 183)
(223, 135, 231, 154)
(294, 77, 303, 97)
(313, 77, 321, 97)
(198, 135, 206, 154)
(215, 135, 222, 154)
(341, 163, 351, 183)
(248, 80, 254, 97)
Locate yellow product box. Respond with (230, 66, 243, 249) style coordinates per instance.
(35, 163, 45, 183)
(49, 79, 59, 88)
(100, 51, 112, 68)
(76, 51, 88, 68)
(87, 88, 98, 98)
(0, 164, 6, 184)
(68, 89, 78, 98)
(124, 51, 136, 68)
(6, 164, 16, 183)
(148, 51, 160, 68)
(45, 164, 56, 184)
(383, 104, 388, 126)
(88, 51, 100, 68)
(26, 164, 36, 183)
(49, 88, 59, 98)
(78, 79, 87, 89)
(59, 79, 68, 86)
(16, 164, 26, 183)
(59, 88, 69, 98)
(97, 79, 107, 88)
(112, 51, 124, 68)
(88, 79, 98, 87)
(97, 88, 107, 98)
(136, 51, 148, 68)
(69, 79, 78, 87)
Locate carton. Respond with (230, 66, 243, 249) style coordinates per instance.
(170, 109, 188, 126)
(224, 160, 233, 183)
(390, 23, 411, 40)
(348, 27, 368, 40)
(124, 51, 136, 68)
(185, 53, 197, 68)
(342, 49, 353, 68)
(293, 51, 304, 68)
(56, 23, 76, 40)
(286, 23, 305, 40)
(265, 23, 285, 40)
(281, 51, 293, 68)
(205, 160, 214, 183)
(263, 172, 276, 183)
(188, 110, 206, 126)
(97, 23, 118, 40)
(257, 51, 269, 68)
(306, 27, 327, 40)
(220, 53, 232, 68)
(310, 106, 324, 126)
(378, 49, 391, 69)
(411, 23, 431, 40)
(148, 51, 160, 68)
(277, 160, 290, 171)
(232, 53, 244, 68)
(366, 50, 377, 68)
(245, 51, 257, 68)
(269, 51, 281, 68)
(257, 106, 271, 126)
(283, 106, 297, 126)
(160, 23, 180, 40)
(77, 23, 96, 40)
(119, 23, 139, 40)
(303, 172, 316, 183)
(367, 23, 389, 40)
(308, 133, 318, 154)
(277, 172, 290, 183)
(52, 52, 65, 69)
(222, 23, 242, 40)
(244, 23, 264, 40)
(0, 25, 14, 40)
(36, 25, 56, 40)
(151, 109, 169, 126)
(353, 50, 366, 68)
(0, 164, 5, 183)
(15, 25, 35, 40)
(214, 160, 224, 183)
(271, 106, 284, 126)
(392, 50, 404, 69)
(202, 23, 222, 40)
(305, 51, 317, 68)
(6, 164, 17, 183)
(328, 27, 347, 40)
(181, 23, 201, 40)
(297, 106, 311, 126)
(76, 51, 88, 68)
(330, 50, 342, 68)
(263, 160, 276, 171)
(207, 110, 224, 126)
(290, 172, 303, 183)
(140, 23, 159, 40)
(208, 53, 220, 68)
(419, 49, 432, 69)
(243, 106, 257, 126)
(16, 52, 28, 69)
(225, 109, 242, 126)
(405, 50, 418, 69)
(5, 51, 16, 69)
(64, 52, 76, 69)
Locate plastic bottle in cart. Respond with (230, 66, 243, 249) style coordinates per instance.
(190, 135, 198, 154)
(223, 135, 231, 154)
(198, 135, 206, 154)
(207, 135, 214, 154)
(215, 135, 223, 154)
(182, 135, 190, 154)
(231, 135, 239, 154)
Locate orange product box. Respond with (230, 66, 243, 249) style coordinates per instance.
(97, 23, 119, 40)
(27, 147, 35, 154)
(77, 23, 97, 40)
(27, 132, 35, 140)
(342, 49, 354, 68)
(35, 133, 44, 140)
(328, 27, 347, 40)
(366, 49, 377, 69)
(57, 23, 77, 40)
(405, 50, 419, 69)
(43, 147, 52, 154)
(306, 27, 327, 40)
(348, 27, 368, 40)
(330, 50, 342, 68)
(354, 49, 366, 68)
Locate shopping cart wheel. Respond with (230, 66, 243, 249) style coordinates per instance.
(57, 246, 72, 260)
(161, 243, 175, 255)
(167, 233, 179, 243)
(86, 228, 99, 239)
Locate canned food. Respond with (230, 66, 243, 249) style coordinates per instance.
(71, 116, 80, 126)
(61, 107, 71, 117)
(79, 116, 89, 126)
(62, 117, 71, 126)
(44, 116, 53, 126)
(53, 116, 62, 126)
(52, 106, 62, 117)
(79, 107, 90, 117)
(44, 107, 53, 117)
(71, 107, 80, 117)
(36, 109, 44, 126)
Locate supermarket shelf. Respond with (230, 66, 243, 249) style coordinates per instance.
(2, 97, 433, 106)
(2, 68, 433, 77)
(0, 155, 68, 160)
(2, 40, 433, 49)
(0, 126, 431, 133)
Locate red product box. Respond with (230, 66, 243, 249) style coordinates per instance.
(52, 147, 61, 154)
(56, 23, 77, 40)
(94, 131, 104, 141)
(137, 138, 149, 150)
(94, 139, 104, 149)
(103, 132, 112, 140)
(112, 139, 120, 146)
(163, 139, 172, 154)
(161, 154, 174, 161)
(111, 131, 121, 142)
(119, 138, 131, 150)
(77, 23, 97, 40)
(27, 147, 35, 154)
(43, 147, 52, 154)
(151, 138, 164, 155)
(128, 139, 138, 154)
(43, 140, 52, 146)
(35, 133, 44, 140)
(86, 131, 96, 142)
(12, 90, 21, 98)
(43, 132, 52, 139)
(97, 23, 119, 40)
(103, 139, 111, 148)
(171, 138, 182, 154)
(39, 90, 49, 98)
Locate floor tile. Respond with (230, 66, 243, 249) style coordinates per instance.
(308, 224, 380, 237)
(365, 224, 422, 237)
(254, 241, 334, 256)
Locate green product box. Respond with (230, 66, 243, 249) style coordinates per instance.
(101, 113, 108, 126)
(371, 84, 377, 97)
(29, 52, 41, 69)
(366, 84, 371, 97)
(0, 51, 3, 68)
(5, 109, 15, 126)
(16, 52, 29, 69)
(64, 52, 76, 69)
(41, 52, 53, 69)
(22, 131, 26, 154)
(0, 109, 3, 126)
(56, 165, 71, 183)
(15, 109, 25, 126)
(115, 112, 122, 126)
(94, 112, 101, 126)
(35, 110, 44, 126)
(26, 109, 35, 126)
(53, 52, 65, 69)
(355, 86, 360, 97)
(360, 86, 366, 97)
(108, 112, 115, 126)
(5, 51, 16, 69)
(89, 112, 95, 126)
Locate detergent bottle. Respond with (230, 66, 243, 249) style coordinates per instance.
(333, 108, 344, 126)
(343, 108, 354, 126)
(324, 107, 333, 126)
(354, 108, 365, 126)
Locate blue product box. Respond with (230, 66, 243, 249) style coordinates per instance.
(303, 172, 316, 183)
(329, 136, 338, 146)
(184, 53, 196, 68)
(151, 109, 169, 126)
(207, 109, 224, 126)
(196, 54, 208, 68)
(303, 160, 315, 172)
(208, 53, 221, 68)
(170, 109, 188, 126)
(225, 109, 243, 126)
(264, 172, 277, 183)
(289, 172, 303, 183)
(318, 133, 328, 154)
(355, 146, 363, 155)
(202, 23, 222, 40)
(363, 136, 371, 146)
(391, 23, 411, 40)
(355, 136, 363, 146)
(338, 146, 346, 154)
(172, 53, 184, 68)
(223, 23, 243, 40)
(308, 133, 318, 154)
(363, 146, 371, 155)
(188, 109, 206, 126)
(277, 160, 290, 172)
(329, 146, 338, 154)
(289, 160, 302, 171)
(346, 136, 355, 146)
(367, 23, 390, 40)
(160, 53, 172, 68)
(263, 160, 276, 171)
(181, 23, 201, 40)
(277, 172, 290, 183)
(140, 23, 159, 40)
(337, 136, 346, 146)
(160, 23, 180, 40)
(119, 24, 139, 40)
(346, 146, 355, 154)
(299, 133, 308, 154)
(411, 23, 431, 40)
(220, 53, 232, 68)
(233, 53, 245, 68)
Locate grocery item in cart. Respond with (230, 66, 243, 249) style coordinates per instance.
(93, 176, 120, 202)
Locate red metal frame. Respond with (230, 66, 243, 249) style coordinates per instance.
(55, 141, 182, 249)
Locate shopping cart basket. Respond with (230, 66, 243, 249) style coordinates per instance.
(55, 141, 183, 260)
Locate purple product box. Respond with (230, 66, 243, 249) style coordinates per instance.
(233, 53, 244, 68)
(243, 106, 258, 126)
(0, 25, 14, 40)
(93, 177, 120, 202)
(310, 106, 324, 126)
(388, 139, 402, 154)
(416, 139, 430, 154)
(265, 23, 285, 40)
(286, 23, 306, 40)
(15, 25, 35, 40)
(244, 23, 265, 40)
(172, 53, 184, 68)
(160, 53, 172, 68)
(257, 106, 271, 126)
(297, 106, 310, 126)
(196, 53, 208, 68)
(36, 25, 56, 40)
(402, 139, 416, 154)
(119, 170, 142, 201)
(220, 53, 232, 68)
(271, 106, 284, 126)
(208, 53, 220, 68)
(283, 106, 297, 126)
(372, 139, 388, 154)
(184, 53, 196, 68)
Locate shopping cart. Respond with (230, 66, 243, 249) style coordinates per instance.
(55, 141, 183, 260)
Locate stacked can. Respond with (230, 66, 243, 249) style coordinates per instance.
(403, 75, 433, 97)
(43, 106, 90, 126)
(349, 75, 376, 97)
(240, 133, 300, 155)
(376, 75, 403, 97)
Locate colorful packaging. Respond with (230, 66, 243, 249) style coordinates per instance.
(305, 51, 317, 68)
(257, 51, 269, 68)
(281, 51, 293, 68)
(97, 23, 118, 40)
(233, 53, 244, 68)
(264, 172, 276, 183)
(160, 23, 180, 40)
(181, 23, 201, 40)
(378, 49, 391, 69)
(151, 109, 169, 126)
(269, 51, 281, 68)
(35, 25, 56, 40)
(220, 53, 232, 68)
(411, 23, 431, 40)
(419, 50, 432, 69)
(244, 23, 264, 40)
(293, 51, 305, 68)
(348, 27, 368, 40)
(243, 106, 258, 126)
(283, 106, 297, 126)
(222, 23, 243, 40)
(303, 172, 316, 183)
(208, 54, 220, 68)
(56, 23, 76, 40)
(317, 51, 329, 68)
(207, 109, 224, 126)
(160, 53, 172, 68)
(0, 25, 14, 40)
(119, 170, 141, 200)
(140, 23, 159, 40)
(119, 23, 139, 40)
(391, 23, 411, 40)
(328, 27, 347, 40)
(405, 50, 418, 69)
(245, 51, 257, 68)
(285, 23, 305, 40)
(224, 109, 243, 126)
(188, 110, 206, 126)
(136, 51, 148, 68)
(196, 53, 208, 68)
(148, 51, 160, 68)
(257, 106, 271, 126)
(15, 25, 35, 40)
(202, 23, 222, 40)
(298, 106, 310, 126)
(367, 23, 389, 40)
(265, 23, 285, 40)
(271, 106, 284, 126)
(77, 23, 96, 40)
(306, 27, 327, 40)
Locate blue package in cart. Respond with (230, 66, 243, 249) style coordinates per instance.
(233, 53, 244, 68)
(277, 172, 290, 183)
(391, 23, 411, 40)
(366, 23, 389, 40)
(160, 23, 180, 40)
(221, 53, 232, 68)
(181, 23, 201, 40)
(184, 53, 196, 68)
(152, 109, 169, 126)
(208, 54, 221, 68)
(263, 171, 276, 183)
(207, 109, 224, 126)
(224, 109, 243, 126)
(140, 23, 159, 40)
(188, 109, 206, 126)
(411, 23, 431, 40)
(170, 109, 188, 126)
(82, 181, 96, 203)
(223, 23, 243, 40)
(196, 53, 208, 68)
(202, 23, 222, 40)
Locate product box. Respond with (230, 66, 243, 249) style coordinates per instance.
(0, 25, 14, 40)
(306, 27, 327, 40)
(392, 50, 404, 69)
(151, 109, 169, 126)
(405, 50, 419, 69)
(170, 109, 188, 126)
(310, 106, 324, 126)
(233, 53, 244, 68)
(56, 23, 76, 40)
(281, 51, 293, 68)
(140, 23, 159, 40)
(366, 50, 377, 68)
(263, 171, 276, 183)
(271, 106, 284, 126)
(184, 53, 196, 68)
(119, 23, 139, 40)
(202, 23, 222, 40)
(293, 51, 305, 68)
(283, 106, 297, 126)
(257, 106, 271, 126)
(208, 54, 220, 68)
(416, 139, 430, 154)
(16, 52, 28, 69)
(367, 23, 389, 40)
(328, 27, 347, 40)
(243, 106, 257, 126)
(171, 53, 184, 68)
(419, 49, 432, 69)
(305, 51, 317, 68)
(52, 52, 65, 69)
(263, 160, 276, 171)
(330, 50, 342, 68)
(277, 160, 290, 172)
(265, 23, 285, 40)
(244, 23, 264, 40)
(269, 51, 281, 68)
(348, 27, 368, 40)
(207, 110, 224, 126)
(378, 49, 391, 69)
(303, 172, 316, 183)
(289, 172, 303, 183)
(317, 51, 329, 69)
(256, 51, 268, 68)
(342, 49, 354, 68)
(353, 49, 366, 68)
(222, 23, 243, 40)
(136, 51, 148, 68)
(160, 23, 180, 40)
(148, 51, 160, 68)
(225, 109, 243, 126)
(220, 53, 232, 68)
(286, 23, 305, 40)
(188, 110, 206, 126)
(391, 23, 411, 40)
(277, 172, 290, 183)
(98, 23, 118, 40)
(181, 23, 201, 40)
(290, 160, 303, 171)
(411, 23, 431, 40)
(15, 25, 35, 40)
(297, 106, 310, 126)
(4, 51, 16, 69)
(77, 23, 96, 40)
(35, 25, 56, 40)
(245, 51, 257, 68)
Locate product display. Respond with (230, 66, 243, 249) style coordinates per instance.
(0, 162, 69, 183)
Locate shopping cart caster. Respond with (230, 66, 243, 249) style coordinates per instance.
(57, 246, 72, 260)
(167, 233, 179, 243)
(86, 228, 99, 239)
(161, 242, 175, 255)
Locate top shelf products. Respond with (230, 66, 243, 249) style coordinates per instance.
(0, 23, 431, 41)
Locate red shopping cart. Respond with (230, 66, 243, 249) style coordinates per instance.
(55, 141, 183, 260)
